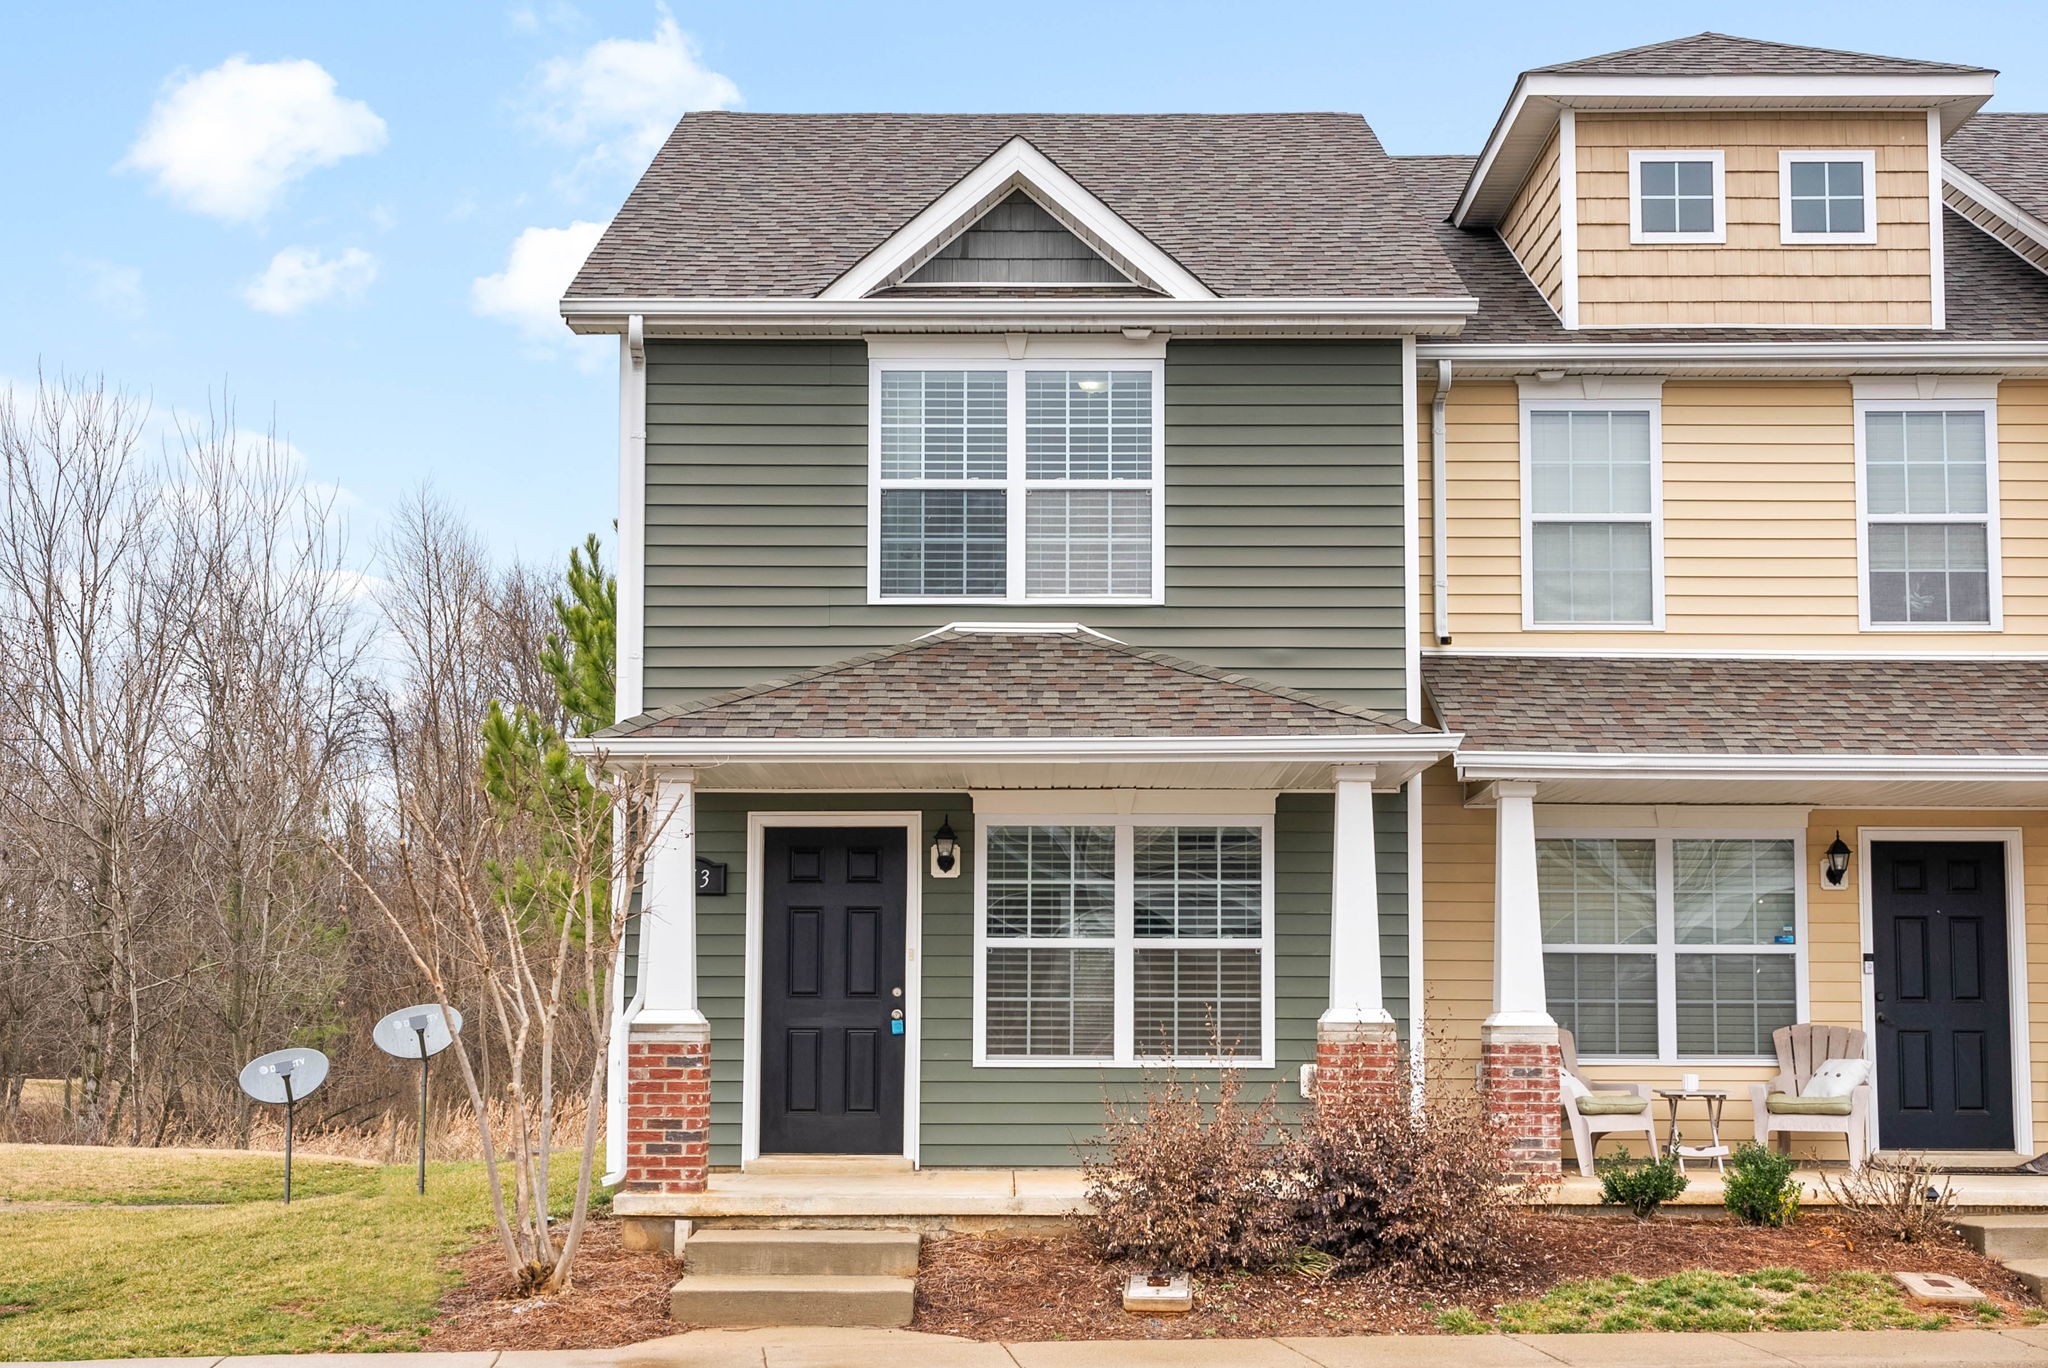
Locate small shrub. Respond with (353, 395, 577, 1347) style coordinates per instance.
(1724, 1143, 1802, 1227)
(1080, 1066, 1297, 1272)
(1293, 1082, 1523, 1275)
(1818, 1154, 1958, 1244)
(1598, 1153, 1688, 1219)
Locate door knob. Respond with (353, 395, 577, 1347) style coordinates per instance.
(1876, 1012, 1888, 1024)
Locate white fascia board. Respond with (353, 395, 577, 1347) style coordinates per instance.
(561, 297, 1479, 336)
(571, 733, 1460, 768)
(1455, 71, 1995, 227)
(819, 136, 1216, 302)
(1946, 162, 2048, 267)
(1417, 340, 2048, 373)
(1456, 750, 2048, 784)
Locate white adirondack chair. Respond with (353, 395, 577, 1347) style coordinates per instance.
(1559, 1029, 1661, 1177)
(1748, 1023, 1872, 1169)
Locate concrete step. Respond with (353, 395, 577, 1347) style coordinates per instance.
(1957, 1215, 2048, 1261)
(685, 1228, 921, 1278)
(670, 1273, 916, 1328)
(2001, 1258, 2048, 1299)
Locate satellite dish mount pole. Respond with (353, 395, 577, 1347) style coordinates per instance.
(282, 1072, 296, 1205)
(415, 1024, 430, 1195)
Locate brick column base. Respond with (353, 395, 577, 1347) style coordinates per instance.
(624, 1021, 710, 1195)
(1481, 1024, 1562, 1177)
(1314, 1018, 1402, 1113)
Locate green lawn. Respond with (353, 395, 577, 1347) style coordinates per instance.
(0, 1144, 498, 1359)
(1440, 1268, 2009, 1335)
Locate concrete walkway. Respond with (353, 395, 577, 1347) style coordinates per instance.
(28, 1327, 2048, 1368)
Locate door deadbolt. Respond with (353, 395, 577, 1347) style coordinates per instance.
(891, 1009, 904, 1020)
(892, 986, 903, 998)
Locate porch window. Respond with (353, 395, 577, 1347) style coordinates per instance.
(979, 818, 1272, 1066)
(872, 361, 1163, 604)
(1540, 834, 1802, 1062)
(1524, 404, 1662, 626)
(1859, 403, 1998, 628)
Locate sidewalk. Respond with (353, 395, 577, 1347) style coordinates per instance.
(26, 1326, 2048, 1368)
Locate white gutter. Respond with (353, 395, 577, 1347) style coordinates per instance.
(1457, 750, 2048, 784)
(1416, 339, 2048, 373)
(572, 732, 1460, 766)
(560, 296, 1481, 337)
(1429, 359, 1453, 645)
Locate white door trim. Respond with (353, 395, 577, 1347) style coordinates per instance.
(742, 810, 926, 1168)
(1856, 827, 2031, 1154)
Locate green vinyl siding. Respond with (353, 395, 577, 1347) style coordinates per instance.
(688, 791, 1406, 1169)
(643, 337, 1409, 712)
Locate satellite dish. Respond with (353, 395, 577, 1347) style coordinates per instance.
(237, 1047, 329, 1106)
(374, 1004, 463, 1059)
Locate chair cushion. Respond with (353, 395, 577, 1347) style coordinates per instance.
(1767, 1091, 1853, 1116)
(1575, 1093, 1649, 1116)
(1801, 1058, 1870, 1100)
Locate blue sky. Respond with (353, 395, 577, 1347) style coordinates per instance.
(3, 1, 2044, 567)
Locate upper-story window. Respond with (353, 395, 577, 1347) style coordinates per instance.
(1521, 395, 1664, 628)
(871, 359, 1164, 603)
(1629, 151, 1725, 245)
(1857, 399, 2001, 629)
(1780, 151, 1877, 245)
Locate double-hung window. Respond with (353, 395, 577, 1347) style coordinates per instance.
(1523, 400, 1662, 627)
(1541, 833, 1803, 1063)
(1629, 150, 1725, 244)
(1858, 401, 2000, 629)
(1779, 151, 1878, 244)
(978, 817, 1272, 1066)
(872, 359, 1164, 603)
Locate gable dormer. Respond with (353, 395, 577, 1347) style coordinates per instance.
(1456, 33, 1995, 329)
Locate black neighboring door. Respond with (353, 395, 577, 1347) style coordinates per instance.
(760, 827, 907, 1154)
(1871, 841, 2012, 1151)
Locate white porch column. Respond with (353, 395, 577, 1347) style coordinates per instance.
(1322, 765, 1393, 1027)
(1486, 779, 1554, 1030)
(637, 771, 704, 1027)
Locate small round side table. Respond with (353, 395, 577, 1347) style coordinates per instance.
(1655, 1088, 1731, 1174)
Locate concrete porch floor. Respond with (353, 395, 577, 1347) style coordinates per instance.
(614, 1162, 2048, 1226)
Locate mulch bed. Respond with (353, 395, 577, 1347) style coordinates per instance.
(913, 1212, 2041, 1341)
(424, 1219, 681, 1352)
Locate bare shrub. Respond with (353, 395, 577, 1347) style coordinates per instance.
(1292, 1081, 1524, 1276)
(1818, 1154, 1959, 1244)
(1081, 1066, 1299, 1273)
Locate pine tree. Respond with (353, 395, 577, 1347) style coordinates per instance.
(538, 532, 615, 736)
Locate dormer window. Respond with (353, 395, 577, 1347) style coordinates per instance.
(1628, 151, 1725, 245)
(1780, 152, 1878, 244)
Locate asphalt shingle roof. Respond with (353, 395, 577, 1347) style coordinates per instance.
(601, 629, 1436, 741)
(1397, 153, 2048, 344)
(1424, 655, 2048, 757)
(567, 112, 1467, 302)
(1948, 112, 2048, 226)
(1528, 32, 1990, 77)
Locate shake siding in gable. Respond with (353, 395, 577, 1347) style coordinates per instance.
(1574, 111, 1933, 327)
(641, 338, 1410, 713)
(691, 790, 1408, 1168)
(1499, 129, 1565, 316)
(1420, 378, 2048, 650)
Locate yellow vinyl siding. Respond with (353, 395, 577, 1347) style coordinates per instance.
(1418, 378, 2048, 650)
(1499, 129, 1565, 317)
(1420, 776, 2048, 1159)
(1573, 112, 1932, 327)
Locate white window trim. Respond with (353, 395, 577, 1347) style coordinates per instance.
(1628, 149, 1727, 246)
(1519, 394, 1667, 630)
(866, 354, 1168, 606)
(1853, 396, 2004, 632)
(1536, 824, 1810, 1068)
(1778, 150, 1879, 246)
(971, 812, 1277, 1069)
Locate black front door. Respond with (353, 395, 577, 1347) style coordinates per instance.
(760, 826, 907, 1155)
(1871, 841, 2012, 1150)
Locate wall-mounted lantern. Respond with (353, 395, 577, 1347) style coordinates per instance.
(1821, 831, 1853, 890)
(931, 816, 961, 879)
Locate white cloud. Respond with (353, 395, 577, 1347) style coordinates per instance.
(527, 5, 737, 181)
(122, 56, 387, 221)
(70, 258, 147, 320)
(471, 221, 607, 343)
(243, 246, 379, 314)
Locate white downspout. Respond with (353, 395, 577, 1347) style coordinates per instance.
(1430, 359, 1454, 645)
(602, 930, 645, 1185)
